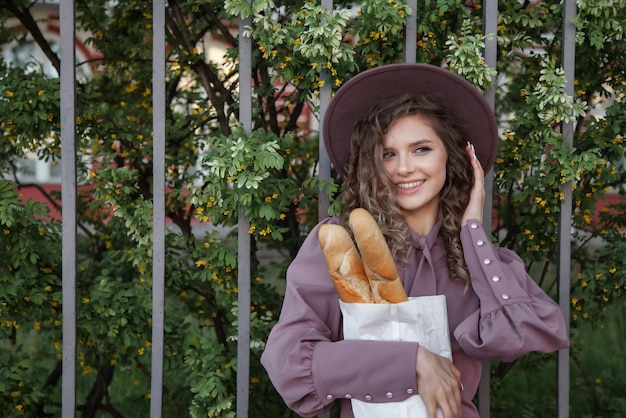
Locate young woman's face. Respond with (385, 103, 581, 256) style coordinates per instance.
(382, 114, 448, 234)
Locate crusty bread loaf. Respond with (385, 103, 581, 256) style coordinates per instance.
(348, 208, 408, 304)
(318, 224, 373, 303)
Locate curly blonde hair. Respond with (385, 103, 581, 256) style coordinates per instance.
(341, 93, 474, 285)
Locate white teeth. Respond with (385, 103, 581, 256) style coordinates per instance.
(397, 180, 424, 189)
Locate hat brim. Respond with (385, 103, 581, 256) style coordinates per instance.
(322, 63, 498, 178)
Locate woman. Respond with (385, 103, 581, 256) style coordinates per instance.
(261, 64, 569, 418)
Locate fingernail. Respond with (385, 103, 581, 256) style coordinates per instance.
(461, 383, 465, 391)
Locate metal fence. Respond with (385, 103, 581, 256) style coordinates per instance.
(58, 0, 575, 417)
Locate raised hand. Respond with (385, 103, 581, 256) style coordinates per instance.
(461, 142, 485, 226)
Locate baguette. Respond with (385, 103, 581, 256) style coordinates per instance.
(318, 224, 373, 303)
(348, 208, 408, 303)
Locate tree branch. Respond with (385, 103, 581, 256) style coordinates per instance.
(0, 0, 61, 74)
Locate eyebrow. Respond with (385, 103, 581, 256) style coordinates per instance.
(383, 138, 434, 150)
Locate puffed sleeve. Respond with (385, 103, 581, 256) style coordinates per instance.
(261, 220, 419, 417)
(454, 220, 569, 363)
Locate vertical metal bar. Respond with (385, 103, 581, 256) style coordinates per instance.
(150, 1, 166, 417)
(59, 1, 77, 417)
(315, 2, 332, 411)
(317, 0, 333, 222)
(404, 0, 417, 64)
(558, 0, 576, 416)
(237, 9, 253, 418)
(478, 1, 498, 416)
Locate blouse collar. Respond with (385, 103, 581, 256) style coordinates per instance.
(409, 219, 442, 251)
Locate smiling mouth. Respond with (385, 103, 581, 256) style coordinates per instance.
(397, 180, 425, 189)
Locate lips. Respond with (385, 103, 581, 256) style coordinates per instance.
(397, 180, 425, 189)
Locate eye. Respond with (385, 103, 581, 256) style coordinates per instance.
(412, 146, 432, 154)
(382, 150, 395, 159)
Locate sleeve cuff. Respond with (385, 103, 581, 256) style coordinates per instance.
(312, 339, 418, 404)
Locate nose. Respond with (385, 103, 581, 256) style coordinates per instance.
(397, 154, 414, 176)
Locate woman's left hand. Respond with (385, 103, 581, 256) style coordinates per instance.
(461, 142, 485, 225)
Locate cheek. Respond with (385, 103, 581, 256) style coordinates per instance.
(382, 159, 395, 176)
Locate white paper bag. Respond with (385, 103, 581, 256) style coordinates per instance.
(339, 296, 451, 418)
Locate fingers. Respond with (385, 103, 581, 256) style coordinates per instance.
(434, 362, 462, 418)
(462, 142, 486, 224)
(466, 141, 484, 184)
(416, 347, 462, 418)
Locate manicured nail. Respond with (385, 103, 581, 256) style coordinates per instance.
(470, 143, 478, 160)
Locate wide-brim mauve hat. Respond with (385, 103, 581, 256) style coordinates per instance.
(322, 63, 498, 178)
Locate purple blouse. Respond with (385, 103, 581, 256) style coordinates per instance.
(261, 218, 569, 417)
